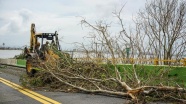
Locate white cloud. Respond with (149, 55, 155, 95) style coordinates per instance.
(0, 0, 146, 49)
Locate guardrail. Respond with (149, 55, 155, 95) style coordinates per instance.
(1, 58, 186, 67)
(0, 59, 26, 67)
(74, 58, 186, 66)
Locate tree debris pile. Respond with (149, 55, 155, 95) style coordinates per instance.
(21, 57, 125, 93)
(20, 55, 186, 103)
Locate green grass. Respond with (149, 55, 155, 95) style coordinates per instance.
(168, 67, 186, 82)
(104, 64, 186, 87)
(17, 59, 26, 67)
(16, 59, 186, 86)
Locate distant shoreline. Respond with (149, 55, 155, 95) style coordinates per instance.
(0, 48, 22, 50)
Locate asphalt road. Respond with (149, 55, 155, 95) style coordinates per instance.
(0, 66, 125, 104)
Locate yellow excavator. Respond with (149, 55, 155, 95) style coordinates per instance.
(24, 23, 61, 76)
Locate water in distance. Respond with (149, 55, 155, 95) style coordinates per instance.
(0, 50, 22, 59)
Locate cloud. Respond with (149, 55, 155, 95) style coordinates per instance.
(0, 0, 146, 49)
(0, 9, 32, 35)
(19, 9, 33, 23)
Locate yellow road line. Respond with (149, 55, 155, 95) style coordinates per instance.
(0, 79, 51, 104)
(0, 78, 61, 104)
(0, 77, 61, 104)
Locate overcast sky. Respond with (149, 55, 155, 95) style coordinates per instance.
(0, 0, 145, 50)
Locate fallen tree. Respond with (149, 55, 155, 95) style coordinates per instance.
(20, 52, 186, 103)
(20, 0, 186, 103)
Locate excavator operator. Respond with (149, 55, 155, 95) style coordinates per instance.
(35, 42, 40, 54)
(40, 41, 50, 60)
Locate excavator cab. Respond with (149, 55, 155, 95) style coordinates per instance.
(25, 23, 61, 76)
